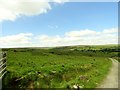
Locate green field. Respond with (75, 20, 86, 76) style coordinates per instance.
(2, 45, 119, 89)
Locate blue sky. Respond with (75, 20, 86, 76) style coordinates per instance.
(0, 1, 118, 47)
(2, 2, 117, 36)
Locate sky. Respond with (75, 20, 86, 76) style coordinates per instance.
(0, 0, 118, 48)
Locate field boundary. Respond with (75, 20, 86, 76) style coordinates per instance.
(0, 53, 7, 79)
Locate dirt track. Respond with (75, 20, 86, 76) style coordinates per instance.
(97, 58, 119, 88)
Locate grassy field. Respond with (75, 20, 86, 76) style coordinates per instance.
(2, 45, 119, 89)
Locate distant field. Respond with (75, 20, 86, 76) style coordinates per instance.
(2, 44, 119, 89)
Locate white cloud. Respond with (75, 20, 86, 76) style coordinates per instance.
(35, 28, 118, 47)
(102, 28, 118, 34)
(0, 0, 51, 22)
(36, 35, 61, 43)
(0, 0, 68, 22)
(53, 0, 69, 3)
(0, 33, 33, 47)
(0, 28, 118, 48)
(65, 29, 100, 37)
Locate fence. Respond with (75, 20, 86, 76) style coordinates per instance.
(0, 52, 7, 79)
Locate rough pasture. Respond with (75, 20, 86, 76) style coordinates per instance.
(2, 45, 118, 89)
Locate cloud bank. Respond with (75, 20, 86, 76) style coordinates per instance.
(0, 28, 118, 48)
(0, 33, 33, 47)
